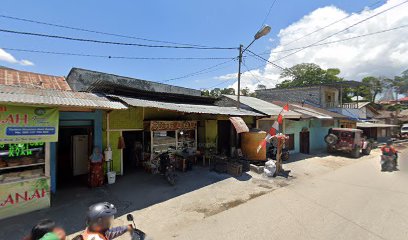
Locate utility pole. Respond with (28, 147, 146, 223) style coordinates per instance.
(234, 25, 271, 110)
(236, 44, 243, 109)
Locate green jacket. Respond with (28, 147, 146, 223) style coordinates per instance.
(39, 232, 59, 240)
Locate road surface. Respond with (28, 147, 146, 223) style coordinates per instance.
(174, 149, 408, 240)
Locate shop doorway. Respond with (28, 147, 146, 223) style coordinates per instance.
(217, 120, 234, 156)
(123, 131, 144, 174)
(299, 130, 310, 154)
(57, 126, 93, 188)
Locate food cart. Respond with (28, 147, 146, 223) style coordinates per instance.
(0, 105, 58, 219)
(143, 121, 197, 171)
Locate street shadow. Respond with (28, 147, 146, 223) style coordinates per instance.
(0, 166, 238, 239)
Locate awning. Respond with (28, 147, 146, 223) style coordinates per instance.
(108, 95, 263, 116)
(357, 122, 398, 128)
(0, 85, 127, 110)
(229, 117, 249, 133)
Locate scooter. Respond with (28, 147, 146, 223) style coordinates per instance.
(127, 214, 149, 240)
(381, 154, 397, 172)
(158, 152, 177, 185)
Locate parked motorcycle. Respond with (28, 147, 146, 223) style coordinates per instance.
(158, 152, 177, 185)
(381, 155, 397, 172)
(267, 145, 290, 161)
(127, 214, 149, 240)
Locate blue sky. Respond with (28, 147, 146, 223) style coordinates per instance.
(0, 0, 386, 90)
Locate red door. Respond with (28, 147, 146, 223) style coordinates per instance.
(300, 131, 310, 154)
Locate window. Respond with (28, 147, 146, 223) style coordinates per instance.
(286, 134, 295, 150)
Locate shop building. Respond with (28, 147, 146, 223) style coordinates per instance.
(0, 67, 126, 219)
(65, 68, 262, 176)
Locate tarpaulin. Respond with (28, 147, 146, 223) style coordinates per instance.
(229, 117, 249, 133)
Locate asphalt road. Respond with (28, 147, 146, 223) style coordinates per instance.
(174, 149, 408, 240)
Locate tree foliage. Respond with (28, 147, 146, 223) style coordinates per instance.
(276, 63, 343, 88)
(201, 87, 235, 97)
(356, 76, 384, 102)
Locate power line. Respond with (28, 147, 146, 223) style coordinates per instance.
(242, 61, 263, 86)
(0, 28, 237, 50)
(271, 0, 408, 63)
(1, 47, 235, 60)
(277, 0, 385, 49)
(257, 24, 408, 55)
(205, 78, 234, 90)
(160, 59, 236, 83)
(246, 49, 285, 70)
(260, 0, 279, 27)
(0, 14, 214, 48)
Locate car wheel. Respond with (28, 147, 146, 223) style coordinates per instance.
(351, 147, 361, 158)
(324, 134, 338, 145)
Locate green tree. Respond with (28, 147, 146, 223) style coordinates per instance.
(356, 76, 383, 102)
(276, 63, 343, 88)
(241, 87, 250, 96)
(220, 88, 235, 95)
(256, 84, 267, 90)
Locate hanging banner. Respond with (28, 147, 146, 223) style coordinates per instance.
(0, 105, 59, 143)
(229, 117, 249, 133)
(0, 178, 50, 220)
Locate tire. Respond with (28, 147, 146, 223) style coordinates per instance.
(351, 146, 360, 158)
(324, 134, 338, 145)
(362, 143, 372, 155)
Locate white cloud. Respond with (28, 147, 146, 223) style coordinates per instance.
(0, 48, 34, 66)
(19, 59, 35, 66)
(218, 0, 408, 91)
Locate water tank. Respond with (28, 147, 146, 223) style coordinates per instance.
(241, 129, 267, 161)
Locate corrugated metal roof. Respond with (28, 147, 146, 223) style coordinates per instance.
(108, 95, 263, 116)
(357, 122, 398, 128)
(273, 101, 348, 119)
(0, 84, 127, 110)
(222, 95, 301, 118)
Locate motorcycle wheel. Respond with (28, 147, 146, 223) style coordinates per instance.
(166, 174, 176, 186)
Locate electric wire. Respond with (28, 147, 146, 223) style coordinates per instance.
(260, 0, 279, 27)
(0, 14, 216, 48)
(246, 49, 285, 70)
(0, 28, 237, 50)
(257, 24, 408, 55)
(159, 59, 236, 83)
(0, 47, 235, 60)
(267, 0, 408, 63)
(275, 0, 385, 49)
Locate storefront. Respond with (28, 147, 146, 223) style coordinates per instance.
(0, 105, 58, 220)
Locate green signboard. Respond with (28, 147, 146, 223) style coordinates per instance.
(0, 178, 50, 220)
(0, 105, 59, 143)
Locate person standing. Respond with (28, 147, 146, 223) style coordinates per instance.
(89, 147, 104, 187)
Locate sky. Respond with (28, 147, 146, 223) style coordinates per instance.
(0, 0, 407, 91)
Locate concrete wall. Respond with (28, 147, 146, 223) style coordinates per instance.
(256, 86, 322, 106)
(282, 119, 338, 154)
(102, 107, 143, 174)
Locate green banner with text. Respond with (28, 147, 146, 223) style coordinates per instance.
(0, 105, 59, 143)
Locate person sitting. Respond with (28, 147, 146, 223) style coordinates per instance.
(78, 202, 133, 240)
(381, 140, 398, 169)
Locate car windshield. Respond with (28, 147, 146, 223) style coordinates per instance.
(402, 127, 408, 131)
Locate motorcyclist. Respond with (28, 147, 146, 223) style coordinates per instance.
(381, 140, 398, 170)
(77, 202, 133, 240)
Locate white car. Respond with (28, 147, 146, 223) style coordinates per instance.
(401, 124, 408, 137)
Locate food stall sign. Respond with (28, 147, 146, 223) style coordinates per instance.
(150, 121, 197, 131)
(0, 106, 59, 143)
(0, 178, 50, 220)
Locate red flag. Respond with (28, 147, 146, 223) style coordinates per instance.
(283, 103, 289, 111)
(269, 127, 276, 136)
(277, 114, 283, 124)
(256, 139, 267, 153)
